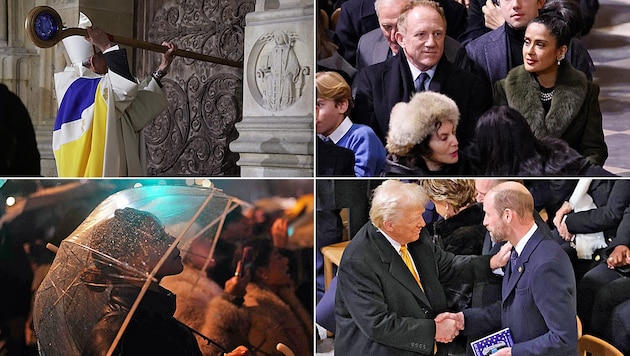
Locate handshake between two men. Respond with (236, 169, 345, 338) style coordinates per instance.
(434, 311, 465, 344)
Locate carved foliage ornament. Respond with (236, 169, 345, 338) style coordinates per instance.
(143, 0, 253, 176)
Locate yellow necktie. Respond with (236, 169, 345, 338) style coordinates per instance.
(400, 245, 423, 291)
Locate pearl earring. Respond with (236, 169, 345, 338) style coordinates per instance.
(557, 55, 565, 66)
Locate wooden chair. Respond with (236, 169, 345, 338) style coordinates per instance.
(330, 8, 341, 31)
(321, 240, 350, 291)
(578, 334, 623, 356)
(577, 315, 583, 339)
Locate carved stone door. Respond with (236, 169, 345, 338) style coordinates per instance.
(135, 0, 254, 176)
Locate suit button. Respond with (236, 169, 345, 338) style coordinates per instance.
(595, 255, 601, 261)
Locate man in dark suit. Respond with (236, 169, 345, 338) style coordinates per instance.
(0, 84, 41, 175)
(335, 180, 510, 355)
(336, 0, 468, 69)
(334, 0, 381, 66)
(352, 0, 491, 147)
(357, 27, 470, 71)
(355, 0, 470, 72)
(441, 182, 578, 355)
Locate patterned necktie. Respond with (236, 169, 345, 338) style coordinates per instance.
(414, 72, 429, 92)
(510, 249, 519, 272)
(400, 245, 423, 290)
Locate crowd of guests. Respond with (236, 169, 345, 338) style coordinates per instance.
(317, 0, 609, 177)
(132, 203, 313, 356)
(316, 178, 630, 354)
(3, 189, 313, 356)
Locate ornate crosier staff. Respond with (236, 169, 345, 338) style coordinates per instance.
(25, 6, 243, 68)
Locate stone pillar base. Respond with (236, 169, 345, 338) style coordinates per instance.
(232, 117, 313, 176)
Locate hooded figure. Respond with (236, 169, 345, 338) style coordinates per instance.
(81, 207, 203, 356)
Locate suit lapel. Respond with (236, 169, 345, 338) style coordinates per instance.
(429, 57, 454, 93)
(374, 35, 389, 64)
(485, 27, 509, 84)
(391, 51, 416, 102)
(502, 230, 544, 300)
(370, 225, 433, 309)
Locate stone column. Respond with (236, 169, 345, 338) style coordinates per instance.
(0, 0, 7, 46)
(231, 0, 313, 177)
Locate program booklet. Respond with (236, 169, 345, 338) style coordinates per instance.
(470, 327, 514, 356)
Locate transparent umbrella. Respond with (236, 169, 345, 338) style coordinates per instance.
(33, 185, 248, 356)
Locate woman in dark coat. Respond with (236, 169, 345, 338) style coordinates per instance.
(494, 12, 607, 165)
(419, 179, 486, 355)
(462, 106, 612, 177)
(419, 179, 486, 305)
(384, 91, 462, 176)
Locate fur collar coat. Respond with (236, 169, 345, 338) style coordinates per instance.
(160, 265, 224, 331)
(200, 283, 312, 356)
(494, 62, 607, 165)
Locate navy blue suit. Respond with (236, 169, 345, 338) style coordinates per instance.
(463, 227, 578, 356)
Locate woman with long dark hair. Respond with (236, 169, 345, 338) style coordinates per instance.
(463, 106, 610, 176)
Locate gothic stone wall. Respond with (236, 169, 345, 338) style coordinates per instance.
(135, 0, 254, 176)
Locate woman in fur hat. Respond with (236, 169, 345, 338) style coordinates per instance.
(494, 12, 607, 166)
(200, 239, 312, 356)
(384, 91, 461, 176)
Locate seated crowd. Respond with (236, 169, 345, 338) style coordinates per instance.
(316, 179, 630, 354)
(317, 0, 610, 177)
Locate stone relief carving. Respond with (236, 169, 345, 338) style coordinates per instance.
(251, 30, 310, 112)
(138, 0, 253, 176)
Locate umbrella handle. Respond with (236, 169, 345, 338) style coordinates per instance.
(276, 343, 295, 356)
(46, 243, 59, 254)
(25, 6, 242, 68)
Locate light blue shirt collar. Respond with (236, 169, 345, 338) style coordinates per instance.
(406, 58, 437, 91)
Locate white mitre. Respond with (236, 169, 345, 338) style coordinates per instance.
(61, 12, 94, 68)
(55, 12, 100, 107)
